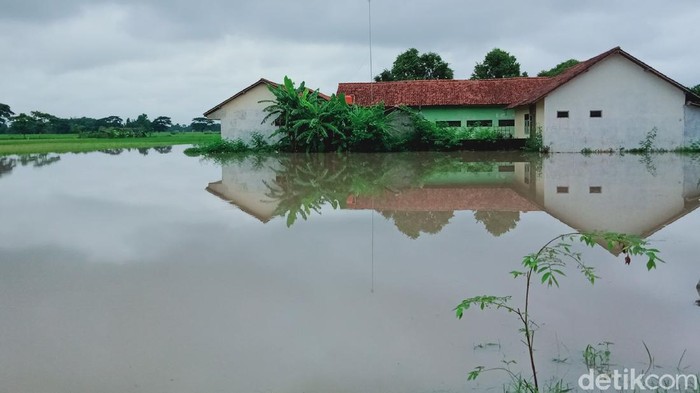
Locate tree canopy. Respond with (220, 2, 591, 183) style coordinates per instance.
(0, 105, 219, 135)
(691, 84, 700, 96)
(537, 59, 580, 77)
(152, 116, 173, 132)
(471, 48, 522, 79)
(375, 48, 454, 81)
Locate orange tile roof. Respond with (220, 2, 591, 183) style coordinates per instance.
(337, 77, 552, 107)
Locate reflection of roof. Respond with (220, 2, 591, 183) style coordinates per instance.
(337, 78, 551, 107)
(508, 46, 700, 108)
(346, 187, 541, 212)
(206, 181, 275, 223)
(204, 78, 331, 117)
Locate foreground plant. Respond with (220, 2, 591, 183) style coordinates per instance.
(455, 232, 662, 392)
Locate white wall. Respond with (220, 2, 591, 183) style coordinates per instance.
(206, 83, 278, 143)
(685, 105, 700, 144)
(543, 54, 686, 152)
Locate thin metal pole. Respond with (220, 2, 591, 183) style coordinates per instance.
(368, 0, 374, 102)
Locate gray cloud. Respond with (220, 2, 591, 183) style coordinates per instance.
(0, 0, 699, 123)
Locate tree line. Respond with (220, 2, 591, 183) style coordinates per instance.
(375, 48, 700, 95)
(0, 104, 220, 135)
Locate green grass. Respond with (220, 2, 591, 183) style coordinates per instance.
(0, 132, 221, 154)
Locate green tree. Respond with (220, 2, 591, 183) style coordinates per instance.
(127, 114, 152, 131)
(471, 48, 521, 79)
(538, 59, 580, 77)
(690, 84, 700, 96)
(10, 113, 36, 134)
(152, 116, 172, 132)
(0, 103, 14, 131)
(30, 111, 58, 134)
(375, 48, 454, 81)
(97, 116, 123, 128)
(191, 117, 214, 132)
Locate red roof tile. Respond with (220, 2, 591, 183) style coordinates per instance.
(337, 77, 552, 107)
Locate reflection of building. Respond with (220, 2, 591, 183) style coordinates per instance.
(206, 156, 283, 223)
(205, 154, 700, 240)
(529, 155, 700, 238)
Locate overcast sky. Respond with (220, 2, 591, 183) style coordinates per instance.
(1, 0, 699, 124)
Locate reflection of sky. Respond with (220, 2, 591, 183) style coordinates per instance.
(0, 149, 699, 392)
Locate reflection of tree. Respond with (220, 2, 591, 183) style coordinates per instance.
(473, 210, 520, 237)
(380, 210, 454, 239)
(0, 157, 16, 178)
(153, 146, 172, 154)
(0, 154, 61, 179)
(99, 148, 124, 155)
(137, 148, 150, 156)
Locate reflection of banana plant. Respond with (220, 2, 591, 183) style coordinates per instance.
(224, 151, 544, 228)
(264, 157, 349, 227)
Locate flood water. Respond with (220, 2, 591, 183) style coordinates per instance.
(0, 147, 699, 392)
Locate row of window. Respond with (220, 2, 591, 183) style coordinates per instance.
(557, 110, 603, 118)
(556, 186, 603, 194)
(436, 119, 516, 128)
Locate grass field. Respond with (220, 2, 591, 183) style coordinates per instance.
(0, 132, 221, 154)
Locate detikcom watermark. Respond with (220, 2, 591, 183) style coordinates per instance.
(579, 369, 698, 391)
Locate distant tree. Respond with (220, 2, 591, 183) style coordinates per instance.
(375, 48, 454, 81)
(30, 111, 58, 134)
(691, 84, 700, 96)
(0, 103, 14, 131)
(69, 117, 99, 133)
(191, 117, 214, 131)
(127, 114, 152, 131)
(9, 113, 36, 134)
(152, 116, 172, 132)
(537, 59, 580, 77)
(97, 116, 123, 128)
(471, 48, 521, 79)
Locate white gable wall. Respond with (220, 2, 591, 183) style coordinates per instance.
(542, 54, 686, 152)
(206, 83, 277, 143)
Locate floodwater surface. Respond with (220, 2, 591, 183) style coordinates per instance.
(0, 147, 699, 392)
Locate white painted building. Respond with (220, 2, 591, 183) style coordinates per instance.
(204, 78, 330, 143)
(204, 78, 280, 143)
(510, 47, 700, 152)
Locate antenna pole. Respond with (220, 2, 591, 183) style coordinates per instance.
(368, 0, 374, 101)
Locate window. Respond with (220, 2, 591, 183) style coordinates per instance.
(589, 186, 602, 194)
(498, 119, 515, 127)
(557, 111, 569, 118)
(436, 120, 461, 127)
(498, 165, 515, 172)
(556, 186, 569, 194)
(590, 110, 602, 118)
(524, 114, 531, 136)
(466, 120, 493, 127)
